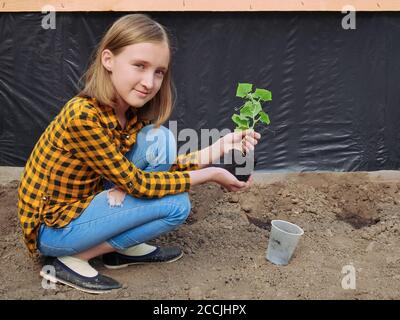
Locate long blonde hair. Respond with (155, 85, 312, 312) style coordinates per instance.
(78, 14, 175, 127)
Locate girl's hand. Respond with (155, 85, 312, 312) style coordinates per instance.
(211, 167, 252, 192)
(221, 130, 261, 155)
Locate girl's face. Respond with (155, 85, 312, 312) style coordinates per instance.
(102, 41, 170, 109)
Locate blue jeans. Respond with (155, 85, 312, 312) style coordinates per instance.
(37, 125, 191, 257)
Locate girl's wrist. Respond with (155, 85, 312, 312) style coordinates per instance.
(189, 167, 217, 185)
(207, 167, 221, 183)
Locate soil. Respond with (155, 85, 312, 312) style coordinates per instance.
(1, 172, 400, 300)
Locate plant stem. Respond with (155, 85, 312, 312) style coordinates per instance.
(247, 93, 256, 105)
(246, 94, 260, 130)
(253, 117, 260, 129)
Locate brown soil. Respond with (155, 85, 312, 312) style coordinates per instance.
(1, 172, 400, 300)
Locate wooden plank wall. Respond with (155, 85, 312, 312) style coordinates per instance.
(0, 0, 399, 12)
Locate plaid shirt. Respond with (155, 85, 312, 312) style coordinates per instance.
(17, 96, 199, 255)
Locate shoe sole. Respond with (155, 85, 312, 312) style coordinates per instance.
(40, 271, 118, 295)
(103, 251, 184, 270)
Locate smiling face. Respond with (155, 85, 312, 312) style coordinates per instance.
(101, 41, 170, 110)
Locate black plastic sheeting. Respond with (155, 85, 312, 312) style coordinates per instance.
(1, 12, 400, 171)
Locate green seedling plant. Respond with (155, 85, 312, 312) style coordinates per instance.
(222, 83, 272, 181)
(232, 83, 272, 133)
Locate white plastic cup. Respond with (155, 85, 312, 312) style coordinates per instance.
(266, 220, 304, 266)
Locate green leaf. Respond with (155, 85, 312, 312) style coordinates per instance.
(236, 83, 253, 98)
(259, 111, 270, 125)
(240, 101, 261, 118)
(254, 88, 272, 101)
(253, 101, 262, 115)
(240, 101, 255, 117)
(238, 114, 249, 121)
(232, 114, 249, 128)
(234, 127, 248, 133)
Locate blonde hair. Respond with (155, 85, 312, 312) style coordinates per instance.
(78, 14, 175, 127)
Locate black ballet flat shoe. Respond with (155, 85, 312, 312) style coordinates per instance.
(103, 246, 183, 269)
(40, 257, 122, 294)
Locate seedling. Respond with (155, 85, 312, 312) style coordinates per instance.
(232, 83, 272, 132)
(222, 83, 272, 182)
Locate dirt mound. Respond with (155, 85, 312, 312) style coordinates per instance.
(1, 173, 399, 299)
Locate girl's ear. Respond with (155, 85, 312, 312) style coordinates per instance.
(101, 49, 114, 72)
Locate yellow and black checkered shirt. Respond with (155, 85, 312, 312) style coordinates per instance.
(17, 96, 199, 255)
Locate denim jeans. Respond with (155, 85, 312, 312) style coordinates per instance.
(37, 124, 191, 257)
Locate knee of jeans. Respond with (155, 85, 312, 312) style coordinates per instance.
(166, 193, 191, 226)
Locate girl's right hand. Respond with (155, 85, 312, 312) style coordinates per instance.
(210, 167, 251, 192)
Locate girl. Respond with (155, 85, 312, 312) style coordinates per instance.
(17, 14, 260, 294)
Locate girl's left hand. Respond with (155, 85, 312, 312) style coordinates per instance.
(221, 129, 261, 155)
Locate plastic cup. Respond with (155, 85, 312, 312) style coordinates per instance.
(266, 220, 304, 266)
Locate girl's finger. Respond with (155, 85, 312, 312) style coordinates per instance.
(245, 178, 252, 187)
(235, 180, 247, 188)
(237, 183, 249, 192)
(253, 131, 261, 140)
(241, 129, 254, 138)
(245, 141, 254, 151)
(244, 135, 257, 146)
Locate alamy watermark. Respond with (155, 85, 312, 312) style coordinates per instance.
(341, 5, 356, 30)
(142, 121, 255, 175)
(41, 5, 56, 30)
(41, 265, 57, 289)
(341, 263, 356, 290)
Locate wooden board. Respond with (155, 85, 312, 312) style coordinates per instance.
(1, 0, 399, 12)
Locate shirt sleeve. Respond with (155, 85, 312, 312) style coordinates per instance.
(169, 151, 200, 172)
(63, 112, 191, 198)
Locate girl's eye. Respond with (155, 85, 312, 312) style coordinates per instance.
(156, 70, 165, 76)
(133, 64, 144, 69)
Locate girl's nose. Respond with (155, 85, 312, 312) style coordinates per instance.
(141, 73, 154, 90)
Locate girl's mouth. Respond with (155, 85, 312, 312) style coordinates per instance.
(134, 89, 149, 98)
